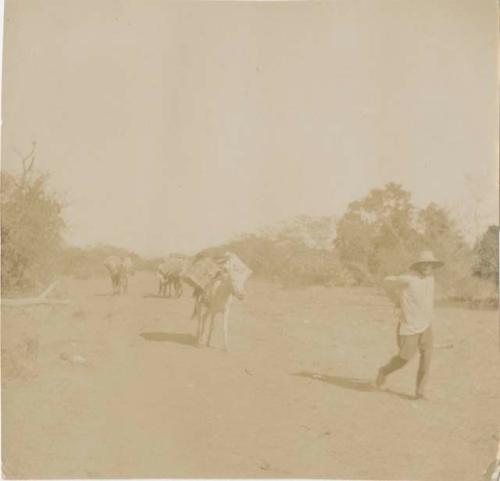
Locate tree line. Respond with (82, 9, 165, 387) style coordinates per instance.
(1, 158, 498, 306)
(203, 183, 498, 305)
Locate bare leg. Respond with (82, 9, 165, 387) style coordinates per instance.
(416, 330, 433, 398)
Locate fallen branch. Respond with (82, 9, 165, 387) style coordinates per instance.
(1, 281, 70, 307)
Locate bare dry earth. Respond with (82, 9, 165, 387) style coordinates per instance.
(2, 271, 499, 480)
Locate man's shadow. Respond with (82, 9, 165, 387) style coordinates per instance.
(293, 371, 415, 401)
(140, 332, 196, 347)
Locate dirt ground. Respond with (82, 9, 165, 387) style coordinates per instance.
(2, 271, 499, 480)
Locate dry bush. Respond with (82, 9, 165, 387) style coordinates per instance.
(1, 148, 65, 295)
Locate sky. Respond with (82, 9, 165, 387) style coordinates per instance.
(2, 0, 498, 256)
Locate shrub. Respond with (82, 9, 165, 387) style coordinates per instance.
(1, 155, 65, 294)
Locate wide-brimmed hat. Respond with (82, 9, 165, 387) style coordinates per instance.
(410, 251, 444, 270)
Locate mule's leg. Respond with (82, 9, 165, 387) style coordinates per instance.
(222, 309, 230, 351)
(207, 313, 217, 348)
(199, 309, 210, 347)
(196, 314, 202, 345)
(191, 294, 201, 320)
(196, 305, 206, 346)
(196, 314, 202, 344)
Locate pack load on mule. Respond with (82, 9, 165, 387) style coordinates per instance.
(187, 251, 252, 350)
(181, 256, 221, 291)
(162, 254, 188, 275)
(104, 255, 134, 295)
(157, 254, 189, 298)
(223, 252, 252, 290)
(182, 251, 251, 292)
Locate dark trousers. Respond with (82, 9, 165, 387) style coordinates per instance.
(380, 327, 433, 396)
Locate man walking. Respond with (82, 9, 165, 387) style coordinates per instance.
(376, 251, 444, 400)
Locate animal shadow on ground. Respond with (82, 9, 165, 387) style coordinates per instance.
(140, 332, 197, 347)
(293, 372, 415, 401)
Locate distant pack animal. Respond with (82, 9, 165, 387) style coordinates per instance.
(166, 273, 183, 298)
(157, 262, 184, 298)
(192, 256, 249, 351)
(104, 256, 134, 295)
(157, 262, 170, 297)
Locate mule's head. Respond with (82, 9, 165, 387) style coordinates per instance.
(219, 252, 252, 301)
(224, 269, 246, 301)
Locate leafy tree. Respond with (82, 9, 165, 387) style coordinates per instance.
(416, 203, 473, 299)
(203, 216, 343, 286)
(265, 215, 336, 250)
(473, 225, 499, 284)
(334, 183, 419, 280)
(1, 146, 65, 293)
(192, 182, 494, 303)
(334, 184, 480, 299)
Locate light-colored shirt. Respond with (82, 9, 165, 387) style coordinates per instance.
(384, 274, 435, 335)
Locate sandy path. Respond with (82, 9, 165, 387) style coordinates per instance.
(2, 272, 499, 479)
